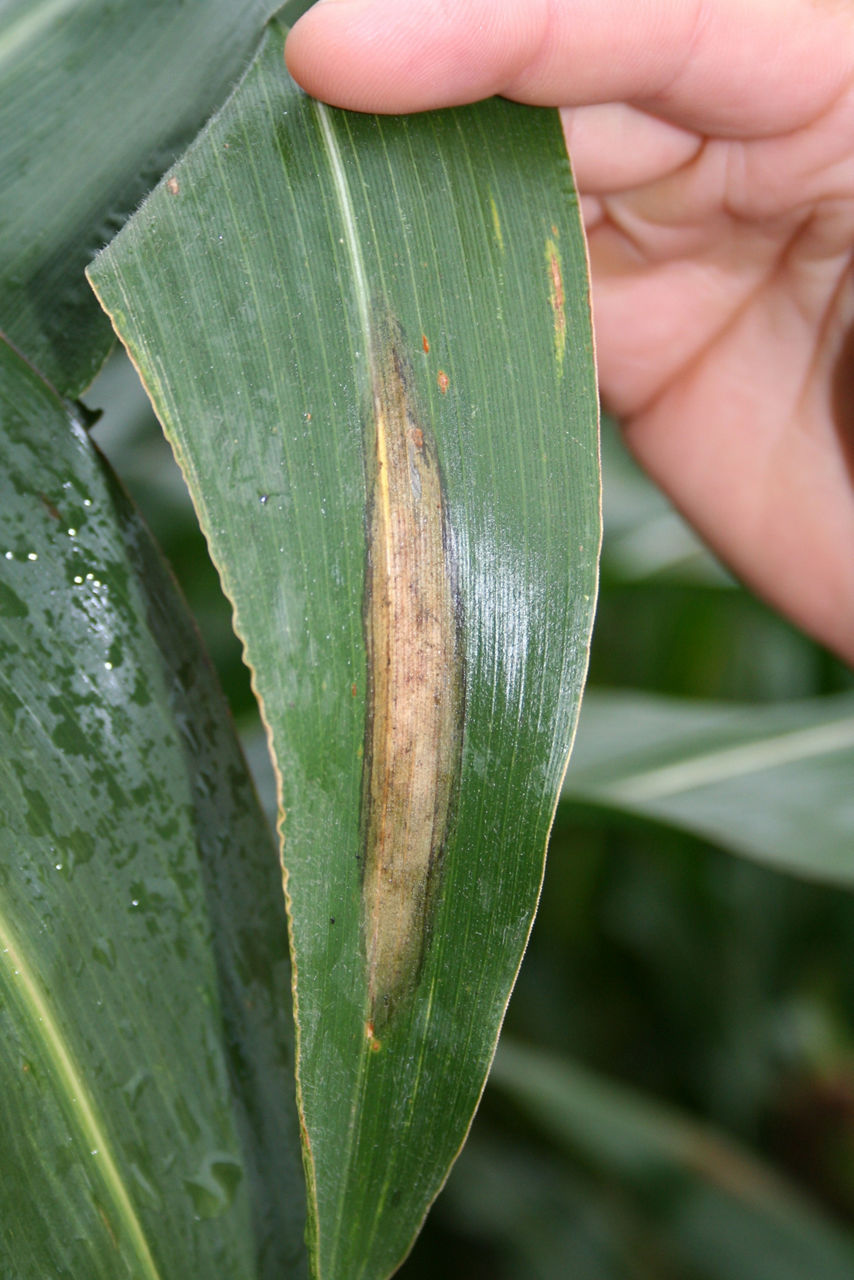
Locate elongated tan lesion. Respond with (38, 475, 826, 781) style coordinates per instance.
(361, 315, 464, 1029)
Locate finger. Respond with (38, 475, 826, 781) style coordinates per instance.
(620, 285, 854, 664)
(285, 0, 853, 135)
(285, 0, 548, 115)
(561, 104, 701, 194)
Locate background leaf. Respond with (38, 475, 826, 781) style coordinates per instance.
(0, 0, 278, 395)
(0, 339, 305, 1278)
(562, 689, 854, 884)
(88, 19, 600, 1279)
(484, 1039, 854, 1280)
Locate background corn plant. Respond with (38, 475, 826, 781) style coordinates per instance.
(4, 3, 854, 1279)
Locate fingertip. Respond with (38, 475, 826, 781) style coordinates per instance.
(288, 0, 854, 134)
(284, 2, 357, 106)
(284, 0, 547, 114)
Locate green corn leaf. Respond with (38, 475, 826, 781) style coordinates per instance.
(489, 1039, 854, 1280)
(0, 339, 306, 1278)
(88, 18, 600, 1278)
(0, 0, 278, 396)
(563, 690, 854, 884)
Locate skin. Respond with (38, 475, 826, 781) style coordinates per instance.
(286, 0, 854, 665)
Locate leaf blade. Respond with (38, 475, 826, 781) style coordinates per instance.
(490, 1039, 854, 1280)
(0, 339, 306, 1278)
(563, 690, 854, 883)
(88, 22, 600, 1277)
(0, 0, 279, 395)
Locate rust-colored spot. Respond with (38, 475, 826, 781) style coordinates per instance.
(437, 370, 449, 394)
(167, 176, 180, 196)
(545, 236, 567, 372)
(96, 1203, 119, 1250)
(38, 493, 61, 521)
(422, 334, 430, 354)
(361, 312, 464, 1027)
(351, 682, 358, 697)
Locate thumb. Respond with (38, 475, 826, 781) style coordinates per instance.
(285, 0, 853, 134)
(285, 0, 547, 115)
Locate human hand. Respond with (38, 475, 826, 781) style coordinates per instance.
(286, 0, 854, 664)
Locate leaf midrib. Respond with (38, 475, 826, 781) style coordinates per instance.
(602, 715, 854, 803)
(0, 913, 163, 1280)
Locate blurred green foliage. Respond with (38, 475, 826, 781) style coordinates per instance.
(87, 363, 854, 1277)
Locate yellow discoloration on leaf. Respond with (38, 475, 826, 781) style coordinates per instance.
(489, 194, 504, 253)
(361, 314, 464, 1027)
(545, 236, 566, 372)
